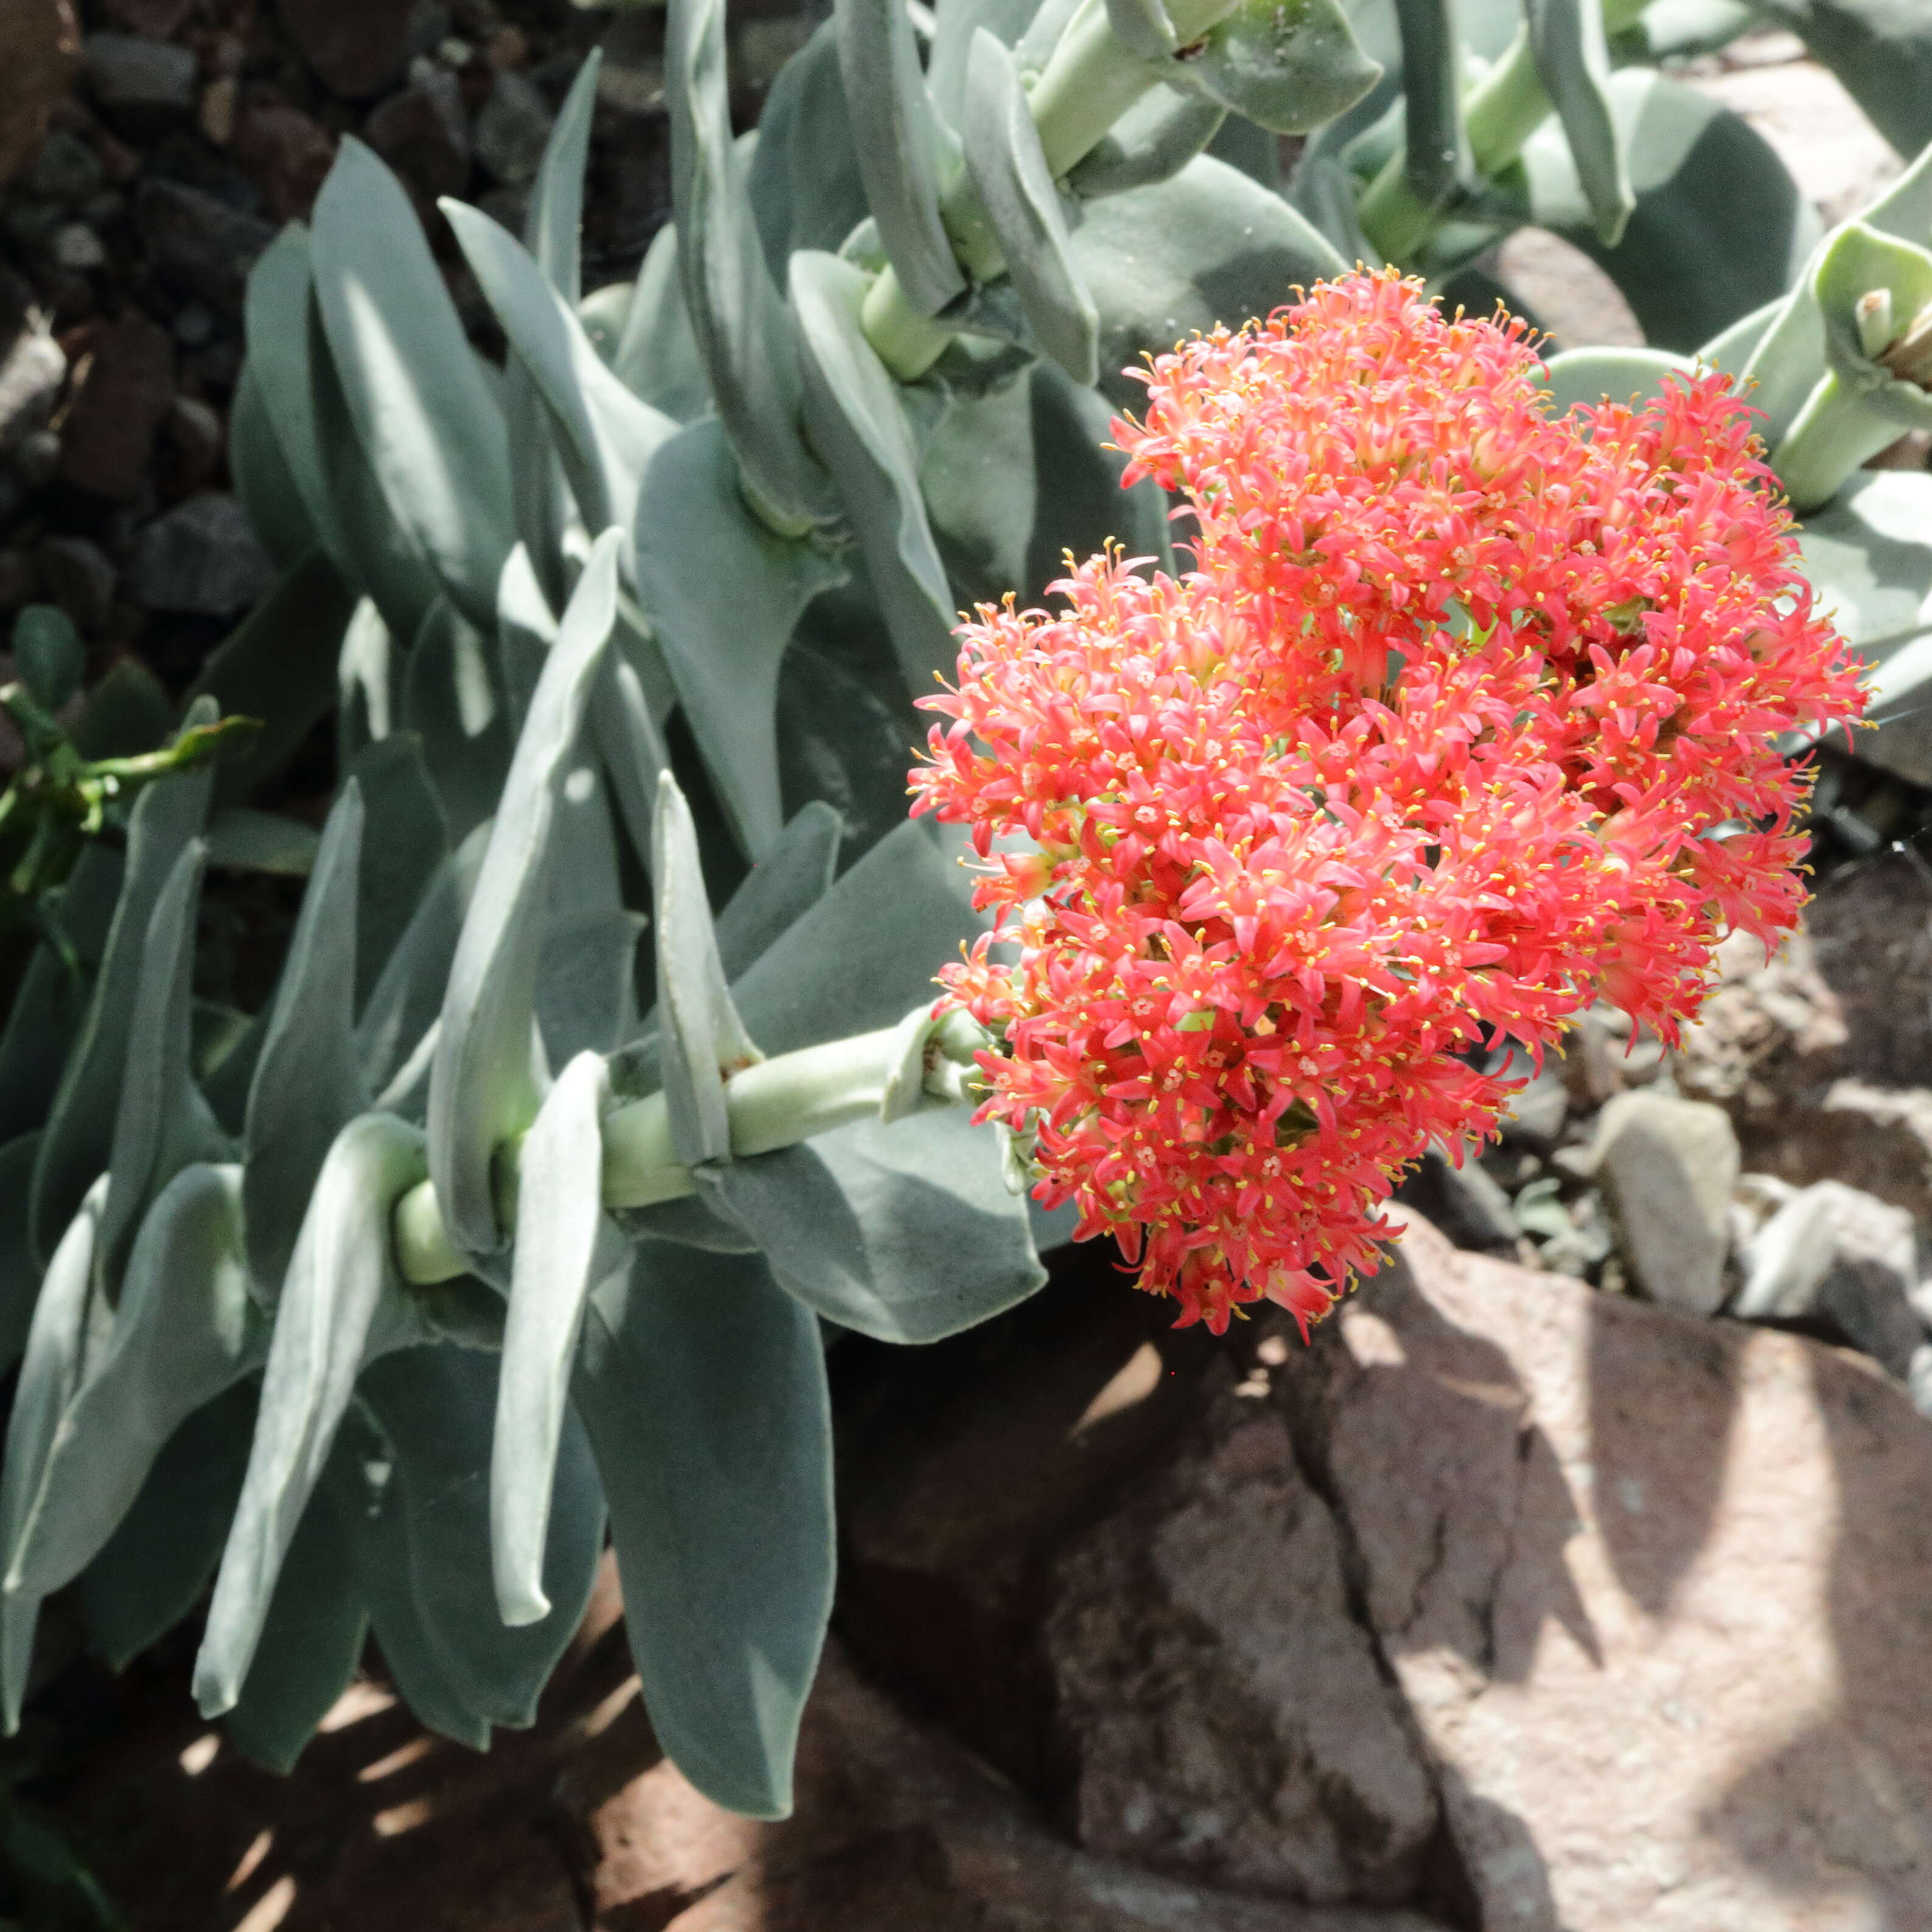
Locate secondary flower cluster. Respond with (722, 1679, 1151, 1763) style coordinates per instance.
(911, 271, 1866, 1336)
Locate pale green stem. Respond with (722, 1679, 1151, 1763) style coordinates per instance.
(393, 1016, 982, 1286)
(1357, 0, 1648, 270)
(862, 0, 1242, 380)
(1770, 368, 1908, 513)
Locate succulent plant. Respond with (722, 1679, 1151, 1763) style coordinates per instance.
(0, 0, 1926, 1826)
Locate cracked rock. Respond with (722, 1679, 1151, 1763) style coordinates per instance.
(128, 491, 270, 615)
(1276, 1209, 1932, 1932)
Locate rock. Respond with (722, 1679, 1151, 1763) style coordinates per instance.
(0, 320, 65, 455)
(1590, 1091, 1740, 1315)
(82, 31, 196, 130)
(101, 0, 194, 32)
(133, 178, 275, 312)
(275, 0, 413, 99)
(1686, 51, 1899, 227)
(1042, 1409, 1441, 1904)
(198, 74, 236, 146)
(0, 0, 82, 184)
(35, 533, 116, 634)
(1561, 1000, 1667, 1111)
(1275, 1209, 1932, 1932)
(1493, 225, 1643, 350)
(231, 100, 337, 222)
(1394, 1148, 1520, 1253)
(1674, 921, 1849, 1122)
(1746, 1079, 1932, 1226)
(22, 126, 103, 203)
(1495, 1045, 1568, 1148)
(10, 428, 58, 488)
(1805, 854, 1932, 1089)
(127, 491, 271, 615)
(1736, 1180, 1927, 1375)
(365, 68, 470, 207)
(56, 309, 172, 499)
(162, 393, 222, 491)
(49, 220, 104, 270)
(474, 70, 553, 186)
(0, 549, 35, 611)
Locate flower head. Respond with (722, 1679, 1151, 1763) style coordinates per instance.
(912, 271, 1865, 1336)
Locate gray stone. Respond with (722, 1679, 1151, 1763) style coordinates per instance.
(23, 127, 104, 204)
(133, 178, 275, 312)
(83, 31, 195, 122)
(128, 491, 271, 615)
(35, 533, 116, 634)
(0, 321, 63, 455)
(1736, 1180, 1927, 1377)
(1496, 1046, 1568, 1147)
(10, 428, 58, 488)
(474, 70, 553, 186)
(1745, 1079, 1932, 1226)
(1394, 1148, 1520, 1253)
(49, 220, 104, 270)
(1592, 1091, 1740, 1315)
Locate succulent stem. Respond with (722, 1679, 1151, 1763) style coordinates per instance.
(392, 1008, 991, 1285)
(1771, 368, 1908, 513)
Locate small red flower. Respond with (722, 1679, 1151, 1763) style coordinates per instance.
(912, 271, 1865, 1337)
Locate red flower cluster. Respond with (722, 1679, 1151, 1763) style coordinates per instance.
(910, 271, 1865, 1336)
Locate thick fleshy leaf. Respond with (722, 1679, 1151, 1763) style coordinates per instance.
(526, 50, 598, 301)
(444, 200, 679, 544)
(356, 826, 488, 1106)
(311, 139, 515, 622)
(30, 749, 213, 1263)
(494, 1051, 626, 1626)
(732, 818, 983, 1056)
(1751, 0, 1932, 156)
(7, 1164, 264, 1600)
(790, 251, 955, 695)
(1173, 0, 1383, 133)
(1813, 220, 1932, 416)
(0, 1173, 106, 1727)
(1066, 85, 1227, 198)
(0, 1136, 40, 1378)
(79, 1377, 255, 1669)
(633, 420, 848, 859)
(346, 731, 448, 1008)
(427, 532, 621, 1259)
(230, 359, 317, 567)
(653, 773, 764, 1170)
(745, 21, 871, 275)
(1734, 141, 1932, 448)
(835, 0, 966, 315)
(1067, 153, 1348, 410)
(1522, 68, 1818, 352)
(404, 598, 517, 849)
(1800, 469, 1932, 661)
(194, 1112, 429, 1717)
(667, 0, 827, 530)
(203, 811, 320, 876)
(612, 224, 712, 423)
(1541, 345, 1695, 412)
(1526, 0, 1632, 247)
(224, 1436, 369, 1773)
(0, 844, 121, 1148)
(241, 228, 345, 571)
(360, 1344, 605, 1726)
(94, 841, 230, 1291)
(715, 802, 843, 980)
(10, 605, 83, 712)
(184, 550, 354, 807)
(708, 1108, 1045, 1342)
(244, 785, 371, 1299)
(572, 1240, 834, 1818)
(960, 29, 1098, 385)
(930, 0, 1036, 125)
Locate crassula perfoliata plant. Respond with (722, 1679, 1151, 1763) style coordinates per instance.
(0, 0, 1903, 1824)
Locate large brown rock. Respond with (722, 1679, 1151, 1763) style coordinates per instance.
(0, 0, 80, 184)
(1277, 1211, 1932, 1932)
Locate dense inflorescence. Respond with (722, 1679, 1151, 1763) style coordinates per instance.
(912, 270, 1867, 1336)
